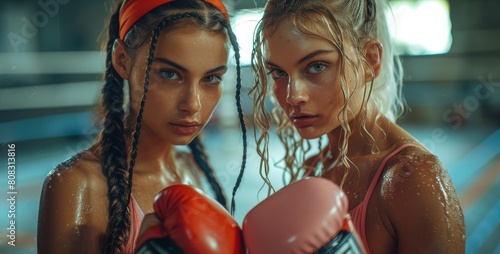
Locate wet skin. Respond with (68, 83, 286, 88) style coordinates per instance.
(37, 26, 229, 253)
(266, 21, 465, 254)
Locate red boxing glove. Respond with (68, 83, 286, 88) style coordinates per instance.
(243, 177, 366, 254)
(135, 184, 244, 254)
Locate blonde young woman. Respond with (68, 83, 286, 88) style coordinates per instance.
(248, 0, 465, 253)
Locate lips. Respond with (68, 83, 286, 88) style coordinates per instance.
(290, 113, 318, 128)
(170, 120, 201, 135)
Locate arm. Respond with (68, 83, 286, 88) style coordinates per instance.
(37, 164, 108, 254)
(386, 153, 465, 254)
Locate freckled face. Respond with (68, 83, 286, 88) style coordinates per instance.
(266, 21, 363, 139)
(128, 26, 228, 144)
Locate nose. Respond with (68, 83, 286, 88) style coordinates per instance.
(178, 83, 201, 115)
(286, 77, 309, 106)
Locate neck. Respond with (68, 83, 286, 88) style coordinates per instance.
(326, 108, 393, 161)
(124, 126, 177, 175)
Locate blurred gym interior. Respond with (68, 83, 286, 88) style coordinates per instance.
(0, 0, 499, 253)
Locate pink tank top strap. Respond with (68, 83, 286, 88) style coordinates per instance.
(350, 143, 420, 254)
(125, 193, 145, 253)
(80, 150, 145, 252)
(363, 143, 419, 201)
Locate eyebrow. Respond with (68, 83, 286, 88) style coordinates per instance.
(206, 65, 227, 74)
(154, 57, 187, 72)
(298, 49, 335, 64)
(153, 57, 227, 74)
(265, 49, 336, 68)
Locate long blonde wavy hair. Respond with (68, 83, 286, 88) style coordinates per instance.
(250, 0, 405, 193)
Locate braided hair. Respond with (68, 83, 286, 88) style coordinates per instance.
(95, 1, 246, 253)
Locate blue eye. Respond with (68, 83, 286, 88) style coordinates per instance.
(203, 75, 222, 84)
(158, 70, 179, 80)
(307, 63, 327, 74)
(268, 69, 288, 79)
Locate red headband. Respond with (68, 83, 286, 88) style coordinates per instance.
(119, 0, 229, 39)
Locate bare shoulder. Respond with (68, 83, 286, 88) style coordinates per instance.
(41, 149, 107, 203)
(379, 145, 466, 253)
(46, 149, 104, 185)
(382, 144, 443, 190)
(381, 145, 456, 199)
(38, 150, 108, 253)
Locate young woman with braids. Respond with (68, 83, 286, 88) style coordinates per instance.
(246, 0, 466, 253)
(37, 0, 247, 253)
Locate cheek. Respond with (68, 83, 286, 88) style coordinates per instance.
(127, 68, 150, 109)
(310, 67, 339, 89)
(143, 92, 171, 116)
(272, 83, 288, 107)
(347, 88, 365, 111)
(202, 87, 223, 111)
(307, 75, 339, 102)
(128, 84, 146, 111)
(341, 73, 365, 110)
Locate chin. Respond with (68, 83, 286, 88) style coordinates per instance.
(169, 135, 198, 146)
(296, 128, 324, 140)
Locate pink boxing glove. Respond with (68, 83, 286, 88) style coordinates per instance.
(242, 177, 366, 254)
